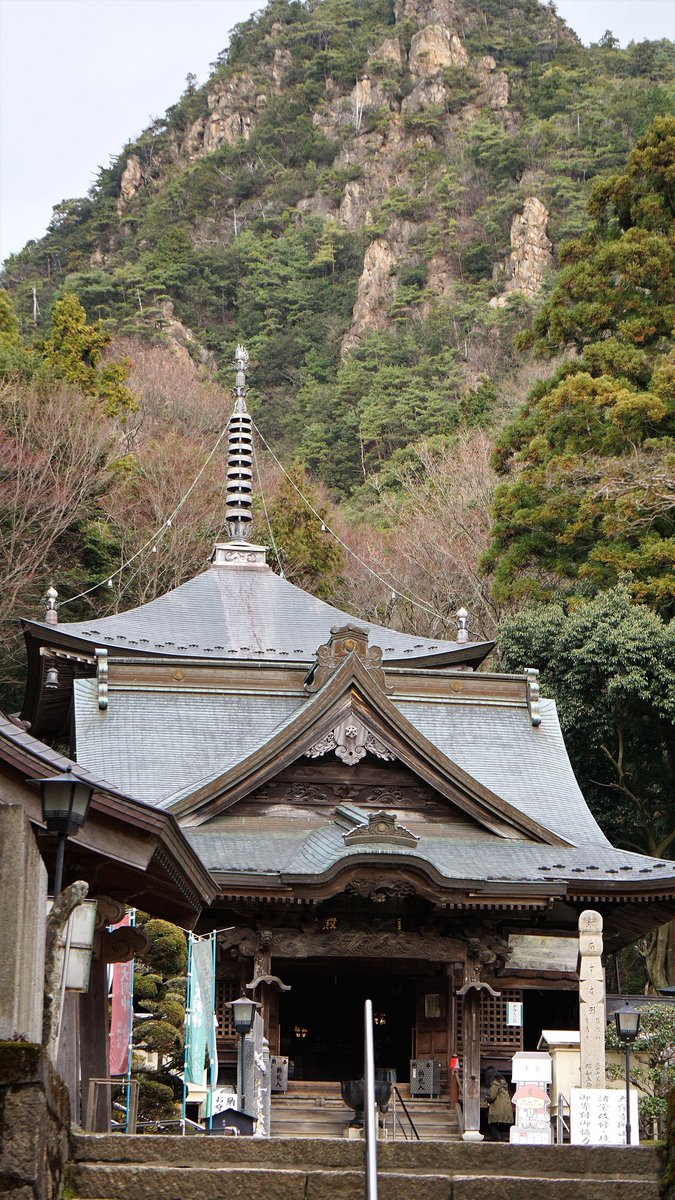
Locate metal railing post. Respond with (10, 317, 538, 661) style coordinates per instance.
(364, 999, 378, 1200)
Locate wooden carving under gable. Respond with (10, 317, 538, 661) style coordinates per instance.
(306, 716, 394, 766)
(236, 928, 465, 960)
(344, 878, 417, 902)
(306, 623, 392, 693)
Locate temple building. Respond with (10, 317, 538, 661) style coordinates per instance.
(19, 348, 675, 1136)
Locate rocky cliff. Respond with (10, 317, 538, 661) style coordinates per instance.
(3, 0, 670, 493)
(109, 1, 537, 353)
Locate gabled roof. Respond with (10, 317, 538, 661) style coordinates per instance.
(23, 561, 492, 668)
(164, 654, 569, 847)
(0, 711, 216, 924)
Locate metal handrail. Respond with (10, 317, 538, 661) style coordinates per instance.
(392, 1086, 421, 1141)
(557, 1092, 570, 1144)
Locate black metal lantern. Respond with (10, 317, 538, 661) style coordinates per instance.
(614, 1002, 641, 1145)
(36, 766, 93, 895)
(614, 1002, 641, 1043)
(38, 766, 93, 835)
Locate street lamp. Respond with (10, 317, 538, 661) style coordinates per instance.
(226, 995, 259, 1112)
(36, 766, 93, 896)
(614, 1002, 641, 1146)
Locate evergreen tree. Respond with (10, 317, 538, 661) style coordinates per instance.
(40, 293, 137, 416)
(263, 465, 344, 600)
(486, 117, 675, 615)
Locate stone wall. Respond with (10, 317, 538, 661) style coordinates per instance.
(0, 1041, 70, 1200)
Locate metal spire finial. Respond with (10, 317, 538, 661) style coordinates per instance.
(226, 346, 253, 542)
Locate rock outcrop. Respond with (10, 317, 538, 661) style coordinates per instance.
(117, 155, 143, 209)
(342, 218, 413, 353)
(204, 74, 261, 152)
(367, 37, 404, 68)
(394, 0, 460, 25)
(156, 299, 210, 367)
(490, 196, 552, 306)
(409, 25, 469, 78)
(476, 56, 509, 109)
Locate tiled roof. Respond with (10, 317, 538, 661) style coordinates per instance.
(73, 668, 606, 857)
(187, 816, 672, 886)
(29, 563, 487, 665)
(73, 679, 304, 804)
(393, 697, 608, 848)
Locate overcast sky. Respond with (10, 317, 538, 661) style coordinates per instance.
(1, 0, 673, 263)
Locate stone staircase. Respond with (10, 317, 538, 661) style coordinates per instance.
(68, 1133, 663, 1199)
(271, 1079, 460, 1139)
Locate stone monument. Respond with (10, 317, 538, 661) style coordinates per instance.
(578, 909, 606, 1088)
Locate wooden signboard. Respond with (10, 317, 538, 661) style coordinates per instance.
(508, 934, 578, 974)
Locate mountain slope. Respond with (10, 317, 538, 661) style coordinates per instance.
(2, 0, 673, 495)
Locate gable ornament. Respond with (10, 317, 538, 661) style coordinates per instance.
(305, 624, 392, 693)
(306, 715, 394, 766)
(343, 810, 419, 847)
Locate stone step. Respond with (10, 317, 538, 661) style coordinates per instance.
(70, 1136, 661, 1178)
(68, 1163, 662, 1200)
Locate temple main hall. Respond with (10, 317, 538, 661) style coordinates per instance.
(19, 349, 675, 1136)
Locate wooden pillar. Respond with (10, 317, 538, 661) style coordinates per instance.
(79, 952, 110, 1131)
(462, 987, 482, 1138)
(447, 966, 458, 1106)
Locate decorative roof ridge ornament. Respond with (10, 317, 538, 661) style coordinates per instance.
(45, 586, 58, 626)
(211, 344, 267, 567)
(305, 623, 392, 693)
(525, 667, 541, 727)
(343, 809, 420, 847)
(456, 606, 469, 643)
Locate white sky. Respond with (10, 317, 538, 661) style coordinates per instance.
(1, 0, 673, 263)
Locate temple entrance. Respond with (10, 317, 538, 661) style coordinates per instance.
(278, 965, 416, 1082)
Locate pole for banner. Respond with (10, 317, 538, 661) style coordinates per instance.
(125, 910, 136, 1134)
(208, 930, 217, 1130)
(182, 932, 194, 1136)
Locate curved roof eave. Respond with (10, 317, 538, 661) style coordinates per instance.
(21, 563, 493, 668)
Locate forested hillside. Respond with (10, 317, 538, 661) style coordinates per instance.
(3, 0, 673, 475)
(1, 2, 674, 973)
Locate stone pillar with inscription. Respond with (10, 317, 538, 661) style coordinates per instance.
(578, 909, 606, 1089)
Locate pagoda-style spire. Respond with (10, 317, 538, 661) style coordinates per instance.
(225, 345, 253, 542)
(211, 346, 267, 566)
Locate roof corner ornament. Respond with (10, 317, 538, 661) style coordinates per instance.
(45, 586, 58, 626)
(525, 667, 541, 727)
(456, 607, 469, 644)
(95, 647, 109, 711)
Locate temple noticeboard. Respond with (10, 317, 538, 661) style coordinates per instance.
(570, 1088, 639, 1146)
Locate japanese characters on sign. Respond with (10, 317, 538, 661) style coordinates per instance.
(570, 1088, 639, 1145)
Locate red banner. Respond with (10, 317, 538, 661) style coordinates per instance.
(109, 914, 133, 1076)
